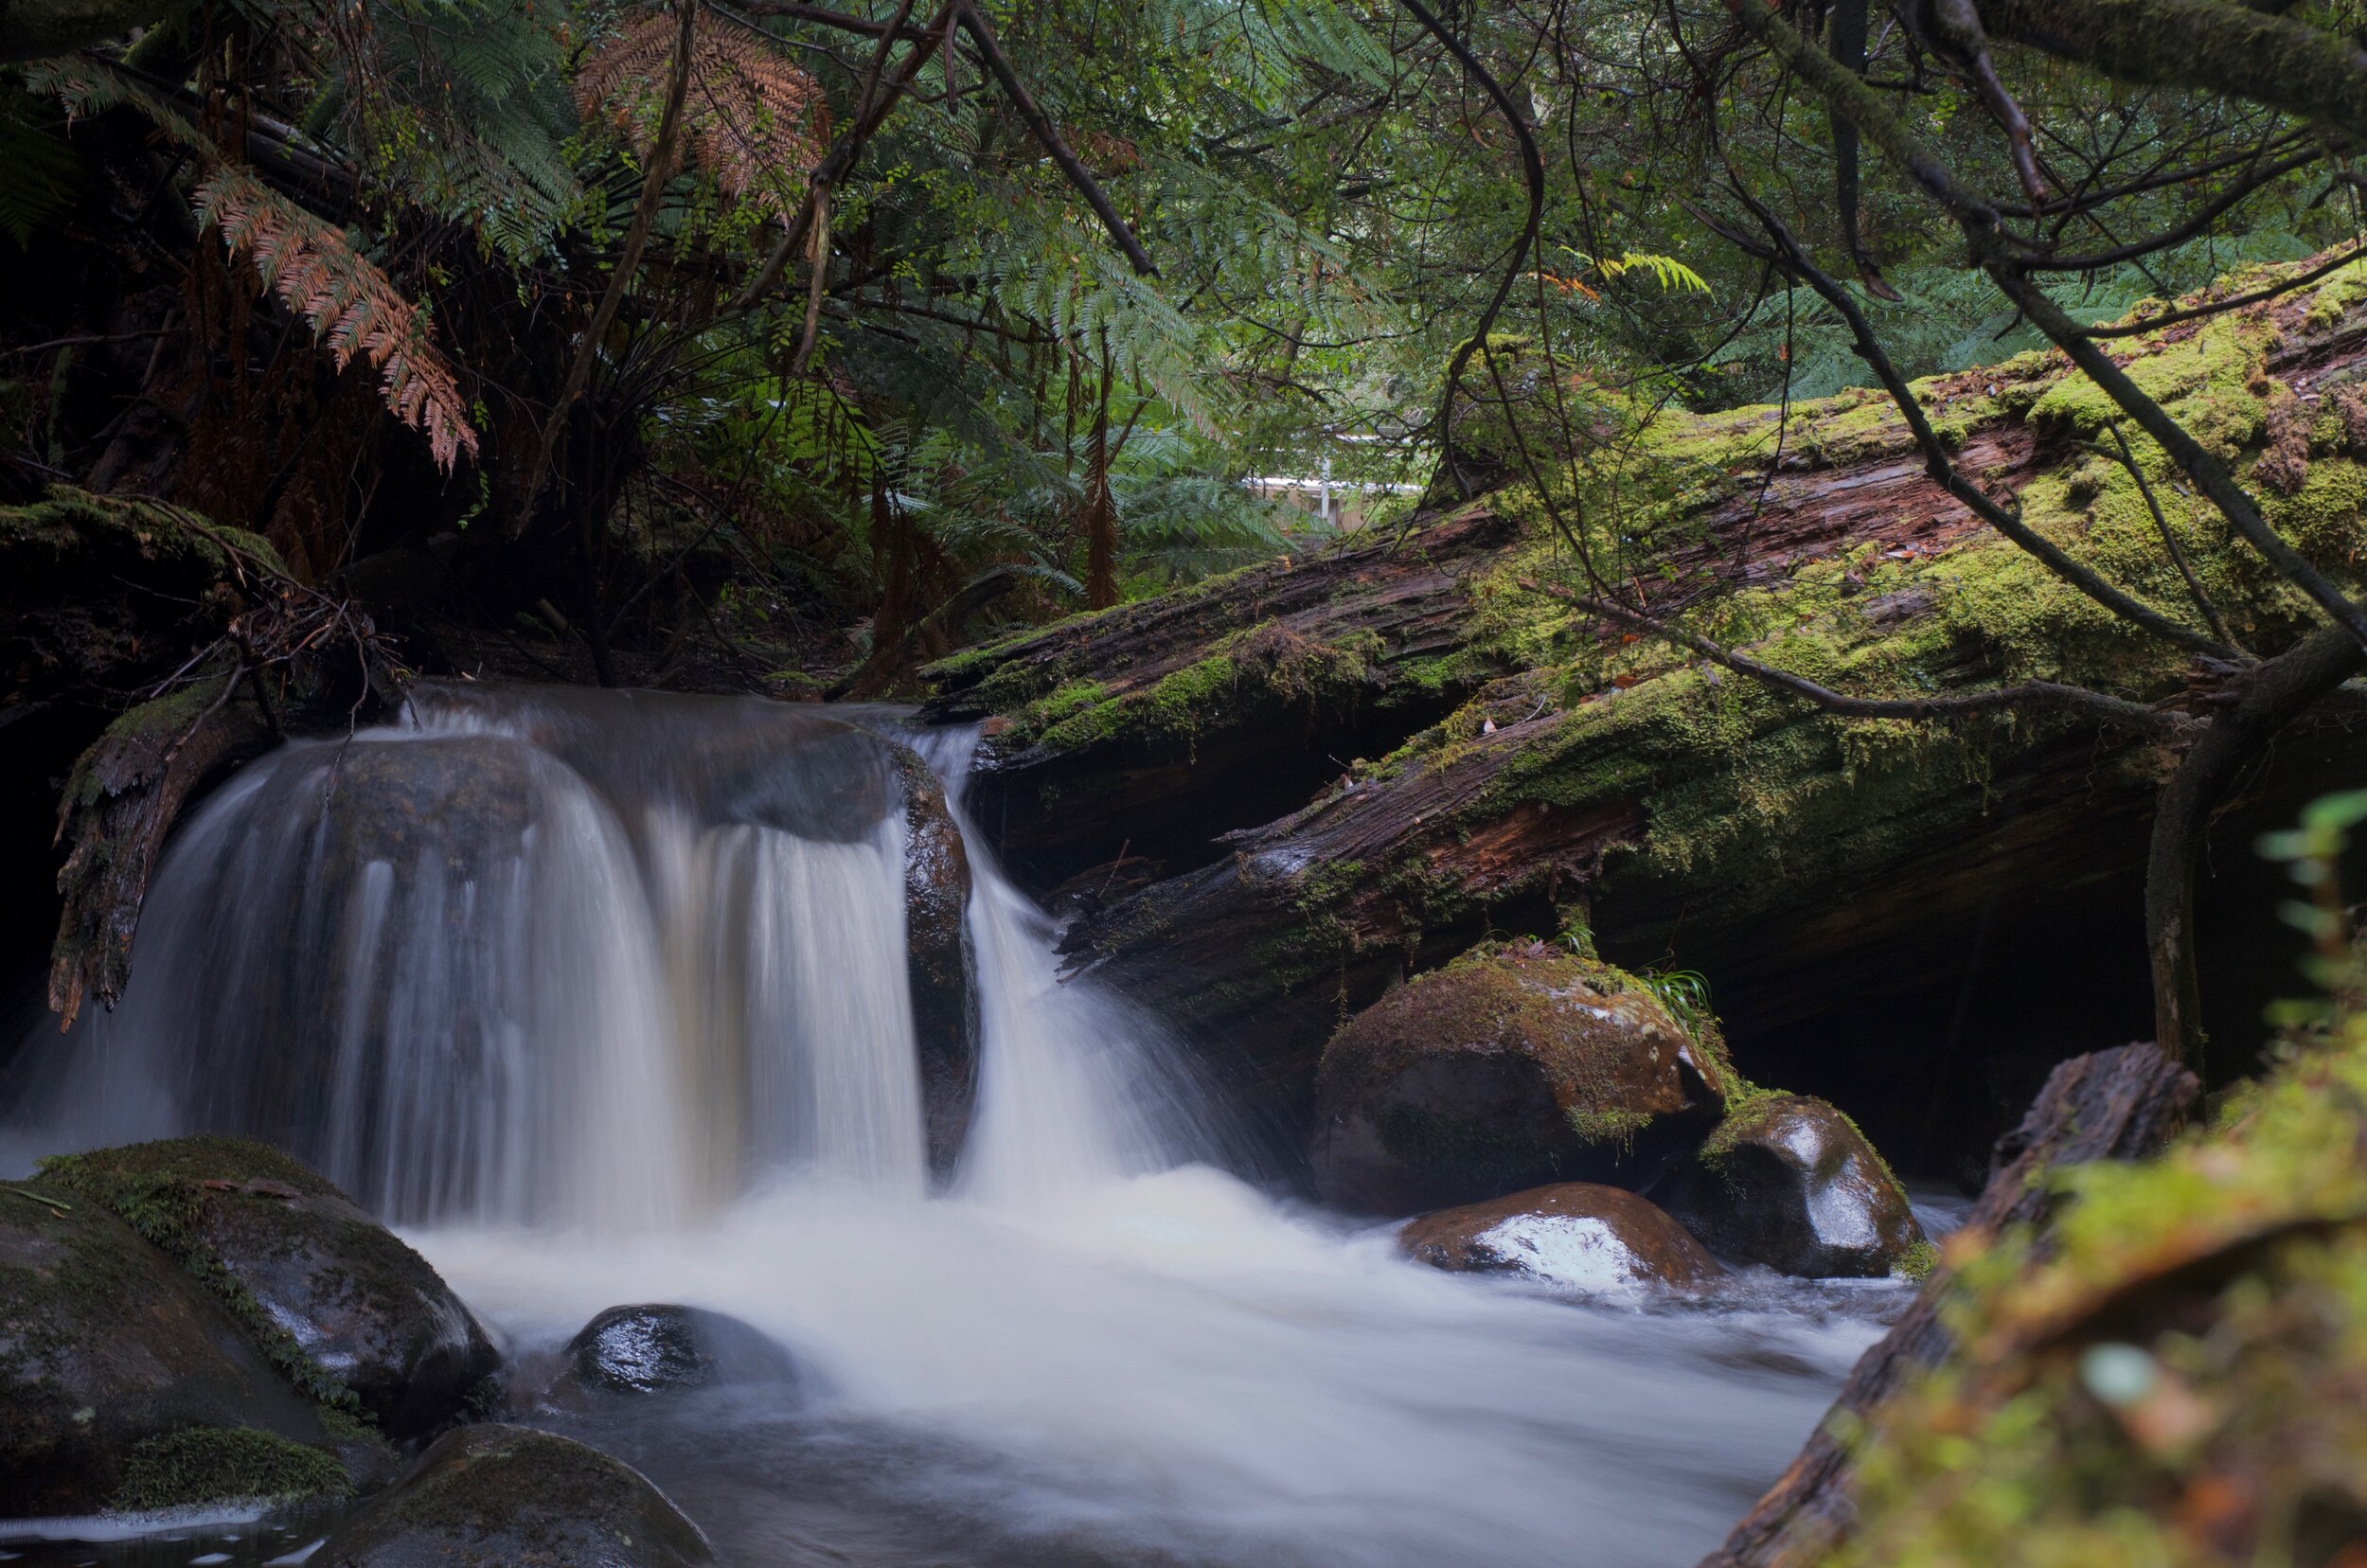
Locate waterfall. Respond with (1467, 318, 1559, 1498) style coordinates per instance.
(6, 683, 1146, 1221)
(2, 682, 1882, 1568)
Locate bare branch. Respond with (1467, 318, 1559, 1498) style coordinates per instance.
(1397, 0, 1544, 500)
(954, 0, 1157, 276)
(1698, 189, 2238, 661)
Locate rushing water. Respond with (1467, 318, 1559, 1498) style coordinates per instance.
(2, 683, 1890, 1568)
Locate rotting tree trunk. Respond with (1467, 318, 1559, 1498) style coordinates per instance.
(1699, 1042, 2198, 1568)
(2, 490, 390, 1023)
(931, 268, 2367, 1130)
(922, 503, 1523, 889)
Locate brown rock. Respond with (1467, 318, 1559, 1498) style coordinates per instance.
(1401, 1183, 1724, 1292)
(1309, 941, 1734, 1213)
(1652, 1095, 1922, 1278)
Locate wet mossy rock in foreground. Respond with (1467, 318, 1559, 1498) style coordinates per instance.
(1401, 1182, 1724, 1292)
(1310, 940, 1735, 1213)
(1653, 1094, 1926, 1279)
(0, 1172, 360, 1514)
(40, 1135, 500, 1442)
(311, 1423, 717, 1568)
(930, 258, 2367, 1132)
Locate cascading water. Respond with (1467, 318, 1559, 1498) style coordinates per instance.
(4, 683, 1891, 1568)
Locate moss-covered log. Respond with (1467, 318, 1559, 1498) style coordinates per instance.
(934, 257, 2367, 1146)
(1, 487, 394, 1023)
(920, 505, 1522, 888)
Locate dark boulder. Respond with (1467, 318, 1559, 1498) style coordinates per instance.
(1309, 941, 1735, 1213)
(561, 1304, 802, 1396)
(1652, 1095, 1924, 1278)
(41, 1136, 500, 1440)
(1400, 1182, 1724, 1292)
(896, 747, 977, 1179)
(311, 1423, 716, 1567)
(0, 1175, 356, 1514)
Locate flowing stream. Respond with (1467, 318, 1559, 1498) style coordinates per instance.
(3, 683, 1893, 1568)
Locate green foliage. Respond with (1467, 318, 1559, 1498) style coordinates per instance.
(0, 87, 81, 246)
(1634, 968, 1713, 1039)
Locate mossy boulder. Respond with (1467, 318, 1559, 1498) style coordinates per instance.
(1400, 1182, 1724, 1292)
(41, 1136, 500, 1441)
(1651, 1094, 1923, 1278)
(560, 1304, 802, 1397)
(311, 1423, 716, 1568)
(896, 748, 977, 1180)
(0, 1177, 355, 1514)
(1308, 940, 1734, 1213)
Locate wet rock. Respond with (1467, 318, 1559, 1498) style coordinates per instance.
(41, 1136, 500, 1440)
(311, 1423, 716, 1567)
(0, 1176, 354, 1513)
(1400, 1183, 1724, 1292)
(561, 1304, 802, 1396)
(896, 746, 977, 1180)
(1308, 942, 1734, 1213)
(1652, 1095, 1924, 1278)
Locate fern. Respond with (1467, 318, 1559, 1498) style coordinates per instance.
(195, 168, 480, 471)
(0, 88, 80, 246)
(577, 9, 830, 221)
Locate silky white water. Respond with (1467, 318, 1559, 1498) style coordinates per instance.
(2, 683, 1885, 1567)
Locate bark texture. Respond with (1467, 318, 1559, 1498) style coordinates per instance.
(928, 260, 2367, 1137)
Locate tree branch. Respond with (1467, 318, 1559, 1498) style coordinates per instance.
(1397, 0, 1544, 500)
(953, 0, 1156, 276)
(1699, 189, 2238, 661)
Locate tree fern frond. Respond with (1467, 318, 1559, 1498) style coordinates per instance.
(195, 166, 480, 471)
(578, 9, 829, 219)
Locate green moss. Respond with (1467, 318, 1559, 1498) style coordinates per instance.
(42, 1138, 362, 1413)
(113, 1427, 350, 1512)
(1891, 1238, 1940, 1283)
(0, 484, 284, 579)
(1833, 1015, 2367, 1567)
(1565, 1105, 1652, 1146)
(1320, 939, 1735, 1135)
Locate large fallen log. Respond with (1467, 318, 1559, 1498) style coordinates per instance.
(930, 263, 2367, 1140)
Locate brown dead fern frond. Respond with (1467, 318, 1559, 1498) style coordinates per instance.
(195, 167, 481, 472)
(577, 9, 830, 220)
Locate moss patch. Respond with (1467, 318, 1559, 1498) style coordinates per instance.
(114, 1427, 350, 1512)
(1832, 1004, 2367, 1564)
(42, 1138, 362, 1412)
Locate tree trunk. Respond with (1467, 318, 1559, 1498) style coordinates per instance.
(2146, 624, 2365, 1069)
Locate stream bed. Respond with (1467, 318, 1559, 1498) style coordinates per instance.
(4, 685, 1902, 1567)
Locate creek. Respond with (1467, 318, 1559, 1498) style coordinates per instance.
(3, 684, 1898, 1568)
